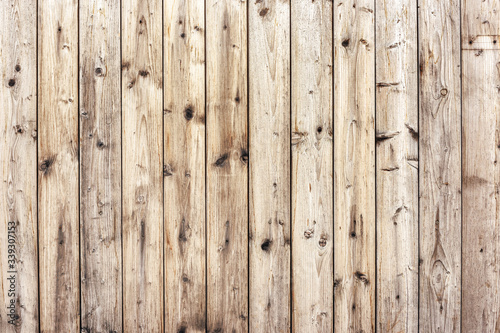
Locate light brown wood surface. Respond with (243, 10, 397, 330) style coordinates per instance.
(419, 0, 462, 331)
(38, 0, 80, 332)
(334, 0, 376, 331)
(249, 0, 291, 332)
(0, 0, 38, 332)
(164, 0, 206, 331)
(121, 0, 164, 331)
(3, 1, 500, 331)
(291, 0, 333, 331)
(376, 0, 419, 331)
(79, 0, 122, 332)
(206, 0, 249, 332)
(462, 0, 500, 331)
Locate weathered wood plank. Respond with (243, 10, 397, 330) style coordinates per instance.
(38, 0, 79, 332)
(206, 0, 248, 331)
(333, 0, 375, 332)
(0, 0, 38, 331)
(419, 0, 462, 331)
(375, 0, 418, 331)
(164, 0, 206, 331)
(462, 0, 500, 331)
(249, 0, 291, 332)
(79, 0, 122, 331)
(121, 0, 164, 330)
(291, 0, 333, 331)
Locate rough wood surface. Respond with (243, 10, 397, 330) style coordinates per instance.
(376, 0, 419, 331)
(419, 0, 462, 331)
(291, 0, 333, 331)
(206, 0, 248, 332)
(164, 0, 206, 331)
(38, 0, 80, 332)
(249, 0, 291, 332)
(121, 0, 164, 331)
(79, 0, 122, 332)
(334, 0, 376, 332)
(0, 0, 38, 331)
(462, 0, 500, 331)
(7, 2, 500, 332)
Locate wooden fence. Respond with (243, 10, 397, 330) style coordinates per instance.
(0, 0, 498, 331)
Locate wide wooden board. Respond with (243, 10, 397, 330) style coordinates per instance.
(79, 0, 122, 331)
(462, 0, 500, 330)
(38, 0, 80, 332)
(419, 0, 462, 331)
(249, 0, 291, 331)
(291, 0, 333, 331)
(121, 0, 164, 330)
(164, 0, 206, 331)
(334, 0, 376, 331)
(206, 0, 249, 332)
(0, 0, 38, 331)
(375, 0, 418, 331)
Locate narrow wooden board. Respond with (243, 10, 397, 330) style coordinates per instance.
(419, 0, 462, 331)
(206, 0, 248, 331)
(121, 0, 164, 330)
(291, 0, 333, 331)
(249, 0, 291, 332)
(79, 0, 122, 331)
(462, 0, 500, 330)
(164, 0, 206, 331)
(333, 0, 376, 332)
(375, 0, 418, 331)
(38, 0, 80, 332)
(0, 0, 38, 331)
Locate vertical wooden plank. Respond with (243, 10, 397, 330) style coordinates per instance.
(38, 0, 79, 332)
(121, 0, 163, 330)
(249, 0, 291, 332)
(291, 0, 333, 331)
(462, 0, 500, 331)
(164, 0, 206, 331)
(333, 0, 375, 332)
(0, 0, 38, 331)
(419, 0, 462, 331)
(206, 0, 248, 331)
(375, 0, 418, 331)
(79, 0, 122, 332)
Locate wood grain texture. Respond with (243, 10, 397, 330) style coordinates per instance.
(206, 0, 248, 331)
(375, 0, 418, 331)
(333, 0, 375, 332)
(79, 0, 122, 332)
(462, 0, 500, 331)
(38, 0, 79, 332)
(0, 0, 38, 331)
(121, 0, 163, 331)
(249, 0, 290, 332)
(291, 0, 333, 331)
(419, 0, 462, 331)
(164, 0, 206, 331)
(8, 2, 500, 332)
